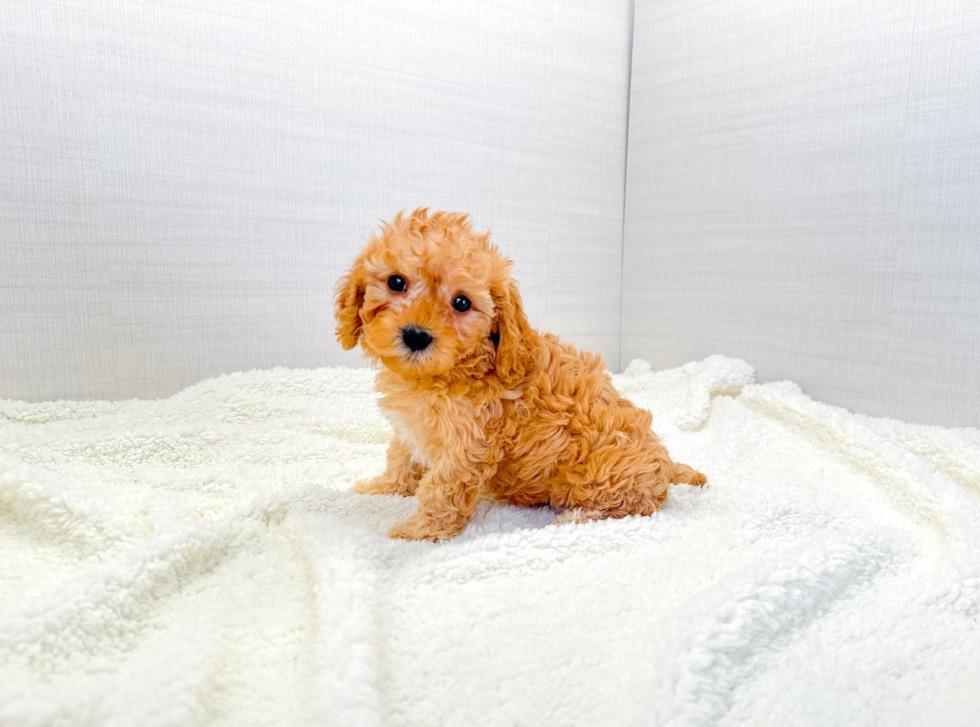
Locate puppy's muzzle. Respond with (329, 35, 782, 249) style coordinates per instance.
(402, 327, 433, 352)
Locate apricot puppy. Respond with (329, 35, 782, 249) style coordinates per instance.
(336, 209, 706, 541)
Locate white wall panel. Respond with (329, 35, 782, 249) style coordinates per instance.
(623, 0, 980, 427)
(1, 0, 631, 401)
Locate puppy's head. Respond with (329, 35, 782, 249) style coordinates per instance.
(335, 208, 532, 382)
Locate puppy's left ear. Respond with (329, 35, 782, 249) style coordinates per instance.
(490, 258, 536, 387)
(334, 258, 366, 350)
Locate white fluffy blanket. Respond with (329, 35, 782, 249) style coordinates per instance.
(2, 356, 979, 727)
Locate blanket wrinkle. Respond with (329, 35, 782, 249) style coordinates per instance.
(647, 531, 897, 727)
(1, 357, 978, 727)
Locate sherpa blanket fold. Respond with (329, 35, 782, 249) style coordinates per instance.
(1, 356, 978, 727)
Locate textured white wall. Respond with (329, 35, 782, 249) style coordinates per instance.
(0, 0, 632, 401)
(623, 0, 980, 427)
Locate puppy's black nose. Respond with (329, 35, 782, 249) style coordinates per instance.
(402, 327, 433, 352)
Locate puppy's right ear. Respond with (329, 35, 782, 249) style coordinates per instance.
(334, 259, 366, 350)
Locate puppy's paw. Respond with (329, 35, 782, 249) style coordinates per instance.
(553, 508, 608, 524)
(353, 475, 416, 496)
(389, 513, 465, 541)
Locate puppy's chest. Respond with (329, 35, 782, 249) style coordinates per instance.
(381, 403, 429, 466)
(378, 391, 490, 466)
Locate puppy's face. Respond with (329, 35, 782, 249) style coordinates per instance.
(335, 210, 514, 379)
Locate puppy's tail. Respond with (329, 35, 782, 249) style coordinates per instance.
(671, 461, 707, 487)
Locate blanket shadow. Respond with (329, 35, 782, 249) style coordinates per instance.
(325, 489, 557, 543)
(453, 501, 557, 541)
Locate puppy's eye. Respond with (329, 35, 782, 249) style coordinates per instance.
(387, 275, 406, 292)
(452, 295, 471, 312)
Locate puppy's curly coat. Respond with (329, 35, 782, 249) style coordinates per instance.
(336, 209, 705, 541)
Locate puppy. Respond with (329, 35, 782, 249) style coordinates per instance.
(336, 208, 706, 541)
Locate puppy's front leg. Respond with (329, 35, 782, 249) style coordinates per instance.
(389, 459, 496, 541)
(353, 439, 425, 496)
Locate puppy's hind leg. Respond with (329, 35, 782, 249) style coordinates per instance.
(552, 465, 670, 526)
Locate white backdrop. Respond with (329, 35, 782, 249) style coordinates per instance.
(3, 0, 978, 428)
(622, 0, 980, 427)
(0, 0, 632, 401)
